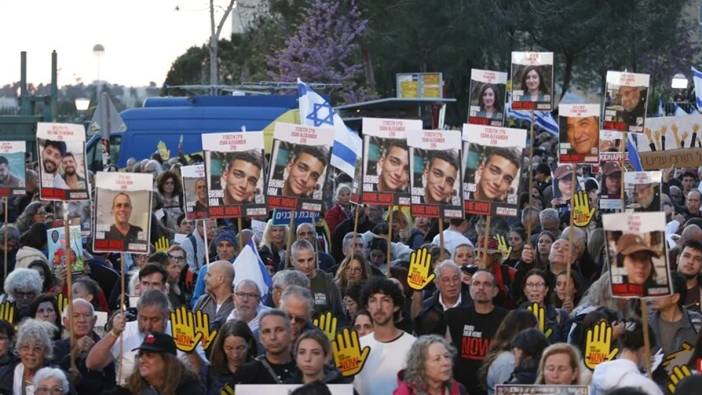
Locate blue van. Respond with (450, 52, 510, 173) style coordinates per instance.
(85, 95, 299, 170)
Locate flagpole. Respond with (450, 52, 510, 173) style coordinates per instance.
(526, 110, 536, 243)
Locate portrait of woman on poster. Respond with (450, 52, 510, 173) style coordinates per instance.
(477, 84, 503, 121)
(519, 66, 550, 102)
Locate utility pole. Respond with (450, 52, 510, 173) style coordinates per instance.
(209, 0, 237, 95)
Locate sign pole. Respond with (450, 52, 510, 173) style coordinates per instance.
(526, 110, 536, 241)
(438, 216, 445, 261)
(3, 197, 7, 285)
(118, 251, 126, 384)
(285, 211, 295, 268)
(620, 132, 628, 211)
(481, 215, 492, 269)
(237, 217, 243, 253)
(641, 298, 652, 377)
(350, 203, 362, 262)
(386, 208, 394, 275)
(62, 202, 76, 373)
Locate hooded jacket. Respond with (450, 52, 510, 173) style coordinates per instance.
(590, 358, 663, 395)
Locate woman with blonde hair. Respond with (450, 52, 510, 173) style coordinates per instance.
(535, 342, 590, 385)
(259, 219, 288, 272)
(334, 254, 372, 294)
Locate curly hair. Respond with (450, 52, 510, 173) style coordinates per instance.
(402, 335, 457, 393)
(334, 255, 371, 291)
(4, 268, 42, 300)
(15, 318, 56, 360)
(156, 170, 183, 199)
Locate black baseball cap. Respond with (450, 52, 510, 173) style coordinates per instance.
(132, 332, 177, 356)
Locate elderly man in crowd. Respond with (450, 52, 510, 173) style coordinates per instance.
(412, 261, 470, 336)
(227, 279, 271, 334)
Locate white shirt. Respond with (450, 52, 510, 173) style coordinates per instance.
(353, 331, 416, 395)
(41, 171, 69, 189)
(226, 304, 271, 333)
(439, 293, 462, 311)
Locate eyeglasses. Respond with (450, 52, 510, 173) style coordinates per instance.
(525, 282, 546, 289)
(289, 315, 308, 325)
(168, 254, 185, 261)
(36, 387, 65, 395)
(235, 292, 259, 300)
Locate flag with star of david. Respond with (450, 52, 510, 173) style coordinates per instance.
(298, 79, 362, 178)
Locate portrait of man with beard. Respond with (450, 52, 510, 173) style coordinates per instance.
(40, 139, 69, 189)
(62, 152, 86, 190)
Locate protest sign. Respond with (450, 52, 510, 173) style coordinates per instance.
(603, 211, 671, 298)
(511, 52, 554, 111)
(462, 124, 526, 216)
(47, 224, 85, 274)
(361, 118, 422, 206)
(203, 132, 267, 218)
(408, 129, 463, 219)
(603, 71, 649, 133)
(468, 69, 507, 126)
(267, 123, 333, 212)
(0, 141, 26, 197)
(624, 171, 662, 212)
(93, 172, 152, 253)
(181, 164, 208, 220)
(37, 122, 89, 201)
(558, 104, 600, 164)
(637, 114, 702, 169)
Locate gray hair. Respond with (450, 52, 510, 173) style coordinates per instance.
(296, 222, 315, 235)
(560, 226, 586, 251)
(539, 208, 559, 224)
(33, 367, 69, 394)
(272, 270, 310, 289)
(280, 285, 314, 314)
(15, 319, 56, 360)
(290, 239, 315, 260)
(433, 260, 461, 279)
(61, 298, 94, 320)
(235, 279, 261, 296)
(343, 232, 366, 253)
(137, 289, 171, 316)
(4, 268, 42, 299)
(403, 335, 457, 390)
(0, 224, 19, 242)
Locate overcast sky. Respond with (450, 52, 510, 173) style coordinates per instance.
(0, 0, 235, 87)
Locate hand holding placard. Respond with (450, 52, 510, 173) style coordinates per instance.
(496, 234, 512, 259)
(527, 302, 552, 338)
(194, 310, 217, 350)
(407, 248, 434, 290)
(667, 365, 692, 394)
(332, 328, 370, 377)
(0, 302, 14, 325)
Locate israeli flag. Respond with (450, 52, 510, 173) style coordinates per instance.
(507, 101, 559, 137)
(298, 79, 362, 178)
(627, 133, 643, 171)
(232, 238, 273, 296)
(692, 66, 702, 108)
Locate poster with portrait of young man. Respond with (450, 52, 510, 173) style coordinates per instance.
(603, 211, 671, 298)
(181, 164, 208, 220)
(408, 129, 463, 219)
(510, 52, 554, 111)
(267, 122, 333, 212)
(203, 132, 267, 218)
(0, 141, 26, 197)
(603, 71, 650, 133)
(36, 122, 90, 201)
(468, 69, 507, 126)
(93, 172, 152, 254)
(558, 104, 600, 164)
(361, 117, 422, 206)
(624, 171, 662, 212)
(462, 124, 526, 216)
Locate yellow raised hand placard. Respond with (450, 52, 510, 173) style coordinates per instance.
(584, 320, 619, 370)
(220, 383, 235, 395)
(407, 248, 435, 291)
(194, 309, 217, 350)
(57, 293, 69, 316)
(527, 302, 552, 338)
(155, 236, 170, 253)
(662, 342, 694, 375)
(332, 328, 370, 377)
(313, 311, 338, 341)
(0, 302, 14, 325)
(667, 365, 692, 394)
(572, 191, 595, 227)
(496, 234, 512, 258)
(170, 306, 203, 352)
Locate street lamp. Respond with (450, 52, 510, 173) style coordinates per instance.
(672, 73, 688, 89)
(75, 98, 90, 112)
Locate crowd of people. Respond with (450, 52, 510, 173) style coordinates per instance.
(1, 127, 702, 395)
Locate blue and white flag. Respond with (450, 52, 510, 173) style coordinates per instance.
(507, 102, 559, 137)
(627, 133, 643, 171)
(692, 66, 702, 108)
(675, 104, 690, 117)
(232, 238, 273, 296)
(657, 99, 665, 117)
(298, 79, 362, 178)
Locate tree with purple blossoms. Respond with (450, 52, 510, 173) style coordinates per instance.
(267, 0, 375, 104)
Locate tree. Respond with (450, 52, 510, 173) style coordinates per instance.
(266, 0, 373, 103)
(209, 0, 238, 92)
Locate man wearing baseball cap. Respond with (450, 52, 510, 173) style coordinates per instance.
(616, 233, 659, 286)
